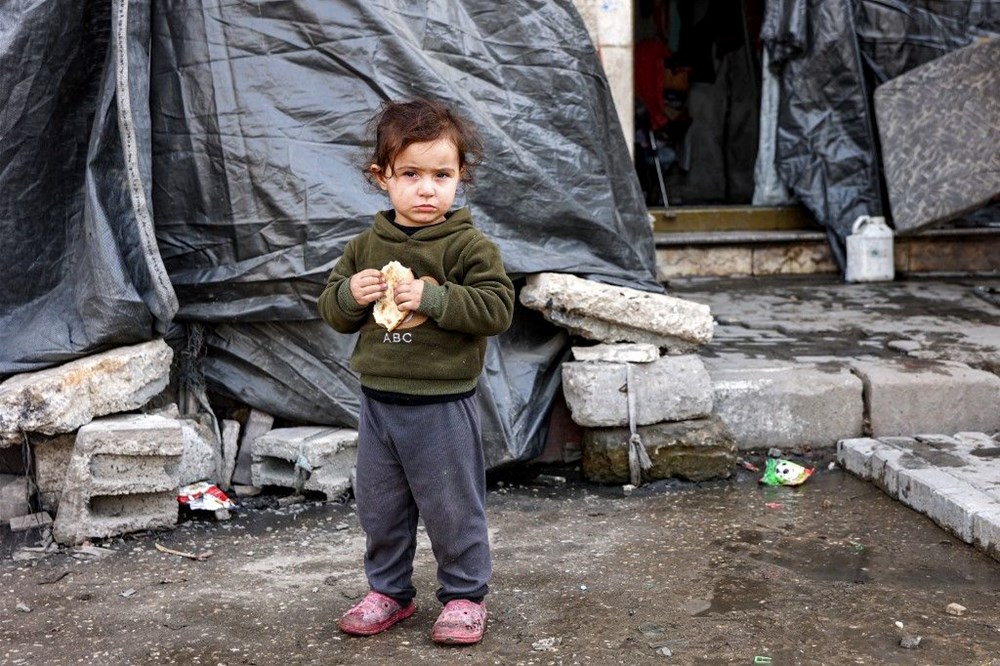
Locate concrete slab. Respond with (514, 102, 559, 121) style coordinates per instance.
(850, 358, 1000, 437)
(704, 356, 864, 450)
(0, 340, 172, 445)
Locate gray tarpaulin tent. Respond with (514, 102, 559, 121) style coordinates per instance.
(761, 0, 999, 266)
(1, 1, 658, 465)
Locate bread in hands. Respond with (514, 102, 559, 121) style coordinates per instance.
(373, 261, 414, 331)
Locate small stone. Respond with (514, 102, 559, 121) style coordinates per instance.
(655, 646, 673, 657)
(622, 484, 635, 497)
(767, 447, 783, 459)
(531, 637, 561, 652)
(214, 508, 231, 521)
(945, 603, 967, 616)
(534, 474, 567, 487)
(15, 602, 31, 612)
(900, 635, 922, 649)
(120, 588, 137, 598)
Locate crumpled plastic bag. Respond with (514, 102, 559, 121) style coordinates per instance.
(178, 482, 236, 511)
(759, 458, 814, 486)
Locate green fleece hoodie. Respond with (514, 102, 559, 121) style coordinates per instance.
(317, 207, 514, 396)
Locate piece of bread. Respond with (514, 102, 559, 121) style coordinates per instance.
(373, 261, 414, 332)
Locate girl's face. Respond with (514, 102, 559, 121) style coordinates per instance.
(372, 138, 462, 227)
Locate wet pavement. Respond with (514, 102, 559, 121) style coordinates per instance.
(3, 460, 1000, 665)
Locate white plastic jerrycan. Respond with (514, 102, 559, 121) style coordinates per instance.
(845, 215, 894, 282)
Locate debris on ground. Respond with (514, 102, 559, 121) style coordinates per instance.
(759, 458, 814, 486)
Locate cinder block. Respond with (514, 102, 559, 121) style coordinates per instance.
(251, 427, 357, 499)
(52, 415, 183, 545)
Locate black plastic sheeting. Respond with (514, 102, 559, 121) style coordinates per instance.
(762, 0, 999, 262)
(0, 0, 177, 374)
(2, 1, 657, 464)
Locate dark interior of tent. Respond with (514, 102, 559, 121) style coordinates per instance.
(632, 0, 763, 208)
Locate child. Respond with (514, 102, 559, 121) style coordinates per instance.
(317, 99, 514, 645)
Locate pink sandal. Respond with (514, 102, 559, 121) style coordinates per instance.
(338, 591, 416, 636)
(431, 599, 487, 645)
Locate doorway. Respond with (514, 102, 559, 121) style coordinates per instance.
(633, 0, 764, 208)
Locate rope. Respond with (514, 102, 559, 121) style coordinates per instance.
(626, 364, 652, 486)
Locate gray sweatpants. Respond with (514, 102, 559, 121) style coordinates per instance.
(354, 394, 491, 605)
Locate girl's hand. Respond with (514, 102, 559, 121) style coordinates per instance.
(349, 269, 386, 306)
(394, 277, 425, 312)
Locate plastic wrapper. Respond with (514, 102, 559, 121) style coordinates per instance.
(178, 482, 236, 511)
(759, 458, 814, 486)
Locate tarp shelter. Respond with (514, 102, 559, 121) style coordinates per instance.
(1, 0, 660, 466)
(760, 0, 999, 264)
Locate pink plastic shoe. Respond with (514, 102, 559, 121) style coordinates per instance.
(431, 599, 487, 645)
(338, 591, 416, 636)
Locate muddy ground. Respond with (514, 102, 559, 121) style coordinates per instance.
(3, 457, 1000, 666)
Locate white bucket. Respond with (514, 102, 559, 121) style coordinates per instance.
(845, 215, 894, 282)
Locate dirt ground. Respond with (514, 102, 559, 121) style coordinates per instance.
(3, 456, 1000, 666)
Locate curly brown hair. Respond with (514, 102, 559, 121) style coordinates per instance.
(364, 98, 484, 187)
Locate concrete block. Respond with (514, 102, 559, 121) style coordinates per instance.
(582, 416, 736, 484)
(52, 414, 183, 545)
(233, 409, 273, 486)
(850, 358, 1000, 437)
(706, 357, 864, 450)
(176, 416, 223, 486)
(868, 440, 915, 497)
(897, 467, 974, 541)
(220, 419, 240, 488)
(520, 273, 714, 351)
(251, 427, 357, 499)
(971, 506, 1000, 561)
(0, 474, 31, 521)
(0, 340, 172, 444)
(836, 438, 881, 478)
(31, 433, 76, 513)
(562, 355, 713, 428)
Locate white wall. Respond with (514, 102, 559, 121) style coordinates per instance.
(571, 0, 634, 155)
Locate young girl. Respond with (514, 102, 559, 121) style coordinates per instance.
(317, 99, 514, 645)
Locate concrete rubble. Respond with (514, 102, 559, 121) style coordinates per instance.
(538, 280, 734, 484)
(519, 272, 714, 350)
(0, 337, 359, 546)
(0, 274, 997, 563)
(251, 426, 358, 499)
(0, 340, 172, 446)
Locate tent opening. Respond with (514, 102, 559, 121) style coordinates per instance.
(632, 0, 764, 208)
